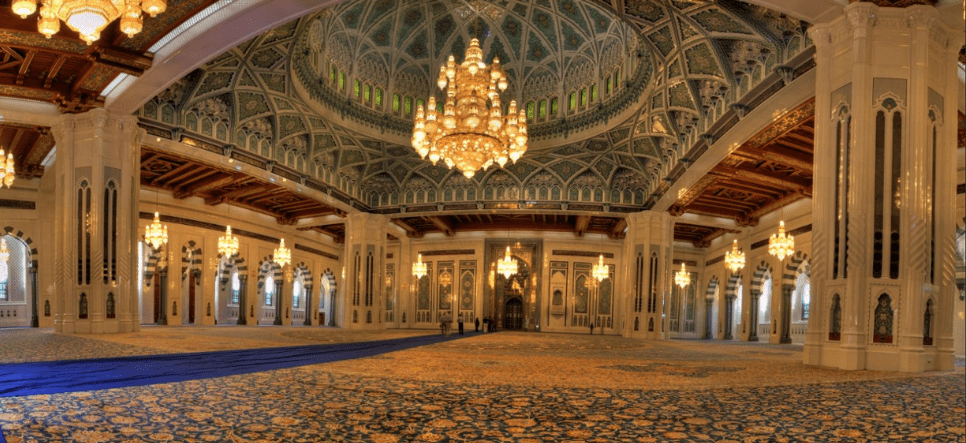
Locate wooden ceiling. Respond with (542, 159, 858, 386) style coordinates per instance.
(0, 0, 218, 113)
(0, 122, 53, 179)
(391, 214, 628, 240)
(670, 99, 815, 232)
(140, 146, 344, 230)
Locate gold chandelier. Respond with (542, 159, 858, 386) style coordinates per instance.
(12, 0, 167, 44)
(592, 254, 609, 282)
(218, 225, 238, 257)
(143, 212, 168, 250)
(0, 238, 9, 263)
(674, 262, 691, 288)
(412, 253, 427, 279)
(0, 149, 14, 188)
(274, 238, 291, 268)
(412, 38, 528, 179)
(496, 245, 517, 278)
(768, 220, 795, 261)
(724, 239, 745, 273)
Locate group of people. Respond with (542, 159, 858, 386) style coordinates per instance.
(439, 314, 497, 336)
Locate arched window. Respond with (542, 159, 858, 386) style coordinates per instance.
(569, 92, 576, 111)
(231, 270, 240, 304)
(759, 276, 772, 325)
(293, 279, 302, 309)
(0, 256, 7, 301)
(735, 281, 743, 325)
(550, 98, 558, 116)
(264, 275, 275, 306)
(375, 88, 383, 107)
(320, 275, 331, 310)
(793, 272, 810, 321)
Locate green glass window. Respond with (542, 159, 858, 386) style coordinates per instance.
(404, 97, 412, 115)
(392, 94, 400, 112)
(364, 84, 371, 102)
(614, 69, 620, 86)
(526, 102, 535, 122)
(538, 100, 546, 118)
(550, 98, 558, 116)
(416, 99, 424, 112)
(606, 77, 612, 94)
(436, 101, 444, 113)
(330, 66, 336, 83)
(375, 88, 383, 107)
(591, 85, 598, 102)
(354, 80, 361, 97)
(339, 72, 346, 90)
(580, 89, 587, 106)
(569, 93, 576, 111)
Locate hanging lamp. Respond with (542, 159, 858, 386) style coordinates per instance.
(412, 253, 427, 279)
(674, 262, 691, 288)
(768, 221, 795, 261)
(724, 239, 746, 273)
(274, 238, 291, 267)
(217, 202, 238, 257)
(12, 0, 167, 45)
(143, 188, 167, 250)
(496, 234, 517, 279)
(0, 238, 9, 263)
(0, 148, 14, 188)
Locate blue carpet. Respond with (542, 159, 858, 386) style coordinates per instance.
(0, 332, 475, 398)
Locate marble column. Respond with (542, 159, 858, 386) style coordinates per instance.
(806, 3, 962, 372)
(620, 211, 674, 339)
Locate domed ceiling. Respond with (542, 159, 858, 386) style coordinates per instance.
(136, 0, 813, 221)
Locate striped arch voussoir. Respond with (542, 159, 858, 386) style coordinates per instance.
(2, 226, 38, 268)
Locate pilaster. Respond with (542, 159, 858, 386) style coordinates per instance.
(342, 212, 389, 329)
(621, 211, 674, 339)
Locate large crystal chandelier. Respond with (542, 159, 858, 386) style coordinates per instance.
(768, 220, 795, 261)
(592, 254, 609, 282)
(496, 245, 517, 278)
(0, 149, 14, 188)
(412, 253, 427, 279)
(674, 262, 691, 288)
(724, 239, 745, 273)
(274, 238, 291, 267)
(218, 225, 239, 257)
(143, 212, 168, 250)
(12, 0, 167, 44)
(0, 238, 9, 263)
(412, 38, 528, 179)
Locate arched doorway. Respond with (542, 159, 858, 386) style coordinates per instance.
(504, 297, 523, 330)
(0, 234, 33, 327)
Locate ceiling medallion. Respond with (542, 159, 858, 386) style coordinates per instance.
(592, 254, 609, 282)
(724, 239, 746, 273)
(496, 245, 517, 278)
(0, 149, 14, 188)
(0, 238, 9, 263)
(218, 225, 239, 257)
(12, 0, 167, 44)
(674, 262, 691, 288)
(274, 238, 291, 267)
(412, 38, 528, 179)
(143, 212, 168, 250)
(412, 253, 427, 279)
(768, 220, 795, 261)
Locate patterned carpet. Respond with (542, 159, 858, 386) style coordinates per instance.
(0, 327, 963, 442)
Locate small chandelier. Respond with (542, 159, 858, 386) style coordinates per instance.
(724, 239, 745, 273)
(0, 149, 14, 188)
(412, 253, 427, 279)
(592, 254, 609, 282)
(768, 220, 795, 261)
(12, 0, 167, 44)
(674, 262, 691, 288)
(218, 225, 238, 257)
(496, 245, 517, 278)
(274, 238, 291, 267)
(0, 238, 9, 263)
(143, 212, 168, 250)
(412, 38, 528, 179)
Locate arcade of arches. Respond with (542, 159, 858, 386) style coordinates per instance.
(0, 0, 964, 374)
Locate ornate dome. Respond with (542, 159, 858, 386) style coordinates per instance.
(297, 0, 648, 146)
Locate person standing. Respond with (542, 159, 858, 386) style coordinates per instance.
(457, 313, 465, 335)
(474, 317, 480, 333)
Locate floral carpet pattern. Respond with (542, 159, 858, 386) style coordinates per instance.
(0, 328, 963, 442)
